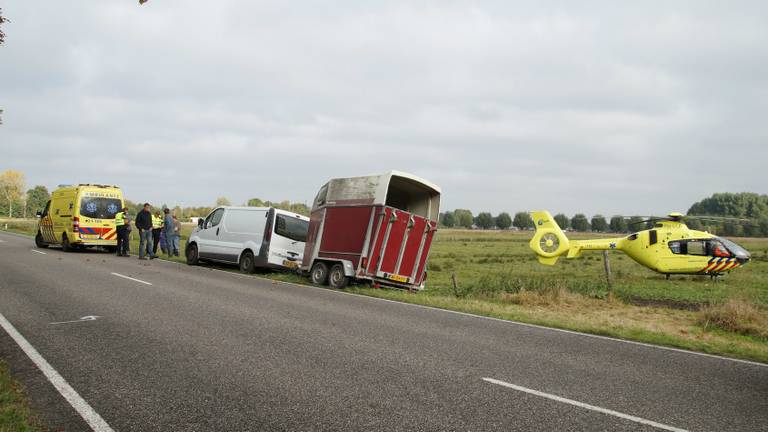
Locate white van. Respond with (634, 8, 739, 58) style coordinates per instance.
(185, 206, 309, 273)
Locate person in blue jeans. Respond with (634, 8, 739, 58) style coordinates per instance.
(135, 203, 155, 260)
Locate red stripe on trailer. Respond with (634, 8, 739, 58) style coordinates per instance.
(414, 221, 437, 285)
(367, 207, 391, 274)
(397, 216, 427, 277)
(378, 211, 410, 274)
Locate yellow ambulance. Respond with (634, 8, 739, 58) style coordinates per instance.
(35, 184, 125, 252)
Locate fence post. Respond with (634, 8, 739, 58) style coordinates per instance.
(602, 250, 613, 294)
(451, 272, 460, 297)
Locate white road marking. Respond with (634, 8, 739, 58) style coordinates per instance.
(50, 315, 101, 325)
(0, 312, 115, 432)
(110, 272, 152, 285)
(31, 249, 47, 255)
(483, 378, 688, 432)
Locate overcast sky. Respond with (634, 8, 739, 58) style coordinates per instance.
(1, 1, 767, 216)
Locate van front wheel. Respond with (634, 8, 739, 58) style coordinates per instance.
(328, 264, 350, 289)
(186, 243, 199, 265)
(310, 262, 329, 285)
(240, 251, 256, 274)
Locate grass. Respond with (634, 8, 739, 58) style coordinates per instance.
(2, 219, 768, 363)
(0, 359, 43, 432)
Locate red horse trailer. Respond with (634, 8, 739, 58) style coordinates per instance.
(301, 171, 441, 290)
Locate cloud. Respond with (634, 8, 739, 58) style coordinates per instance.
(1, 0, 767, 216)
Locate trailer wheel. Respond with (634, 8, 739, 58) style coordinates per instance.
(310, 261, 329, 285)
(328, 264, 350, 289)
(186, 243, 199, 265)
(240, 250, 256, 274)
(35, 232, 48, 248)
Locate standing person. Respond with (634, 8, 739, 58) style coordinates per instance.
(114, 207, 129, 256)
(124, 210, 132, 255)
(135, 203, 155, 260)
(162, 208, 175, 257)
(171, 214, 182, 256)
(151, 211, 163, 256)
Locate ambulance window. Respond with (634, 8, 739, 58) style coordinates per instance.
(274, 214, 308, 242)
(669, 241, 682, 254)
(41, 201, 51, 217)
(80, 197, 122, 219)
(709, 241, 731, 258)
(206, 208, 225, 228)
(687, 240, 707, 256)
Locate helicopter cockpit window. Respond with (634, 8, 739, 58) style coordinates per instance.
(709, 241, 731, 258)
(669, 241, 683, 254)
(718, 237, 751, 259)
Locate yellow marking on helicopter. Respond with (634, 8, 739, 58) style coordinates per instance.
(529, 211, 751, 276)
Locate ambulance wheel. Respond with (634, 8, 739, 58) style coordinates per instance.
(328, 264, 350, 289)
(240, 250, 256, 274)
(35, 232, 48, 248)
(61, 234, 71, 252)
(186, 243, 199, 265)
(310, 262, 329, 285)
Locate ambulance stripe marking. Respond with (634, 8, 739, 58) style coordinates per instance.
(712, 259, 731, 273)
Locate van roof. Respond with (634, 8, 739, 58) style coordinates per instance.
(216, 206, 309, 220)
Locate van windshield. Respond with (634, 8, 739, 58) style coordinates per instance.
(274, 214, 308, 242)
(80, 197, 122, 219)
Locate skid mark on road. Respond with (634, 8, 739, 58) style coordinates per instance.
(483, 377, 688, 432)
(0, 312, 114, 432)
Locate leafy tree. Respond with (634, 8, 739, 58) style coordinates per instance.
(440, 212, 456, 228)
(590, 215, 608, 232)
(608, 215, 627, 233)
(247, 198, 266, 207)
(688, 192, 768, 219)
(512, 211, 534, 230)
(475, 212, 495, 230)
(495, 212, 512, 230)
(25, 185, 49, 216)
(215, 196, 231, 206)
(685, 218, 703, 231)
(553, 213, 570, 230)
(289, 202, 310, 216)
(571, 213, 590, 232)
(0, 170, 25, 217)
(453, 209, 474, 229)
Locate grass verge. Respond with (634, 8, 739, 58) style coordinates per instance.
(0, 359, 44, 432)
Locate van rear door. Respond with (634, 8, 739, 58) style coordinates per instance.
(268, 211, 309, 270)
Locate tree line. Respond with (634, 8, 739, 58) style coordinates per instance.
(2, 169, 766, 236)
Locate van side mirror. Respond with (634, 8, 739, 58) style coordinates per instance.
(197, 219, 204, 228)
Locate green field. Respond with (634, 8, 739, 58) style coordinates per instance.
(2, 219, 767, 362)
(0, 359, 42, 432)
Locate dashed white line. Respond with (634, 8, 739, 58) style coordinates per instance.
(31, 249, 47, 255)
(0, 312, 115, 432)
(110, 272, 152, 285)
(482, 378, 688, 432)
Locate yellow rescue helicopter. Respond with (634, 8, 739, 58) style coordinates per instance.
(529, 211, 751, 277)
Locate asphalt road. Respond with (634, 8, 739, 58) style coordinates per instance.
(0, 231, 766, 432)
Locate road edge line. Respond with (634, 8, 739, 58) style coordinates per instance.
(0, 312, 115, 432)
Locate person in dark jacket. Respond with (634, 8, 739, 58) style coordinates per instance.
(135, 203, 155, 260)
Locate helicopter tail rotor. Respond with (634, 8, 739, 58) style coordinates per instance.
(529, 211, 570, 265)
